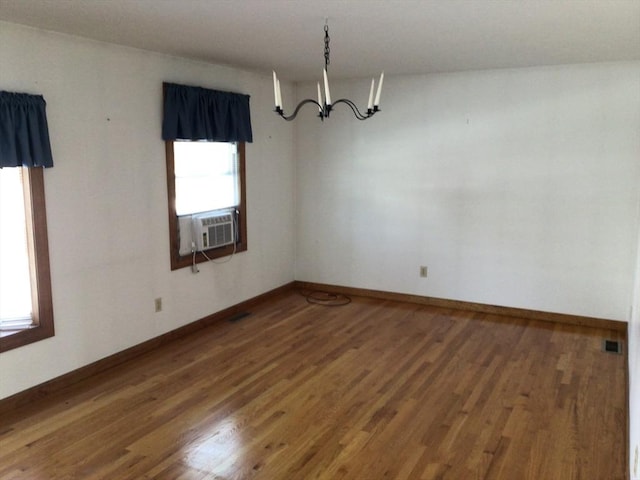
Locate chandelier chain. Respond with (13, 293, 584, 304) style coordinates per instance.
(324, 24, 330, 71)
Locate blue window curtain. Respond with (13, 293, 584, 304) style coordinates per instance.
(162, 82, 253, 143)
(0, 91, 54, 168)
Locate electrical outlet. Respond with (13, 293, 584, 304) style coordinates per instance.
(420, 266, 428, 278)
(154, 297, 162, 313)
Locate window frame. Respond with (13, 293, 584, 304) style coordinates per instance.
(165, 141, 247, 271)
(0, 167, 55, 352)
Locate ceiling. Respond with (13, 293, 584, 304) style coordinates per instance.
(1, 0, 639, 82)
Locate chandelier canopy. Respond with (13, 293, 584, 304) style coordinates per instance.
(272, 22, 384, 121)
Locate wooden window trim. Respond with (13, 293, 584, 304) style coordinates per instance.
(165, 141, 248, 271)
(0, 167, 54, 353)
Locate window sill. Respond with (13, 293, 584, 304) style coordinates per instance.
(0, 323, 54, 352)
(0, 326, 35, 338)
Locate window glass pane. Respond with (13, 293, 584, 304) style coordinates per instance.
(0, 168, 33, 325)
(174, 141, 239, 215)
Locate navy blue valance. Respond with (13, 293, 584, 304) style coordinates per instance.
(162, 82, 253, 143)
(0, 91, 54, 168)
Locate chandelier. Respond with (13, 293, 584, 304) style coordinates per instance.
(272, 22, 384, 121)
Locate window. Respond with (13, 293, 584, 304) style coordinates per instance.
(166, 141, 247, 270)
(0, 167, 54, 352)
(162, 82, 252, 271)
(0, 90, 55, 352)
(174, 141, 240, 216)
(0, 168, 32, 328)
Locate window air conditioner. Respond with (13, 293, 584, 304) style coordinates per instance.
(191, 210, 235, 251)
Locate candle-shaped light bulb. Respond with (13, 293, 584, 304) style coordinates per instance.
(273, 71, 279, 108)
(367, 78, 375, 111)
(317, 82, 323, 112)
(374, 71, 384, 107)
(323, 69, 332, 105)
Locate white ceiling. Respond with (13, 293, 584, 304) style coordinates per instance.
(1, 0, 639, 82)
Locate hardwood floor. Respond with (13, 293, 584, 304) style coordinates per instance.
(0, 290, 627, 479)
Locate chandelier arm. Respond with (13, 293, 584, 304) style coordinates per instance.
(332, 98, 375, 121)
(276, 99, 324, 121)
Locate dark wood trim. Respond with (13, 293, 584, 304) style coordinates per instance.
(165, 139, 180, 269)
(237, 142, 248, 253)
(295, 281, 627, 333)
(29, 167, 55, 338)
(0, 282, 295, 416)
(166, 140, 248, 271)
(0, 167, 54, 353)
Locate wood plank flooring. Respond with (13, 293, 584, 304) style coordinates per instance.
(0, 290, 628, 479)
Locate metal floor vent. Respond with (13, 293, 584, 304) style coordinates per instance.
(228, 312, 251, 323)
(602, 339, 623, 354)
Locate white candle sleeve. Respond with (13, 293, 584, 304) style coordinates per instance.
(374, 72, 384, 106)
(276, 79, 282, 109)
(323, 69, 332, 105)
(367, 78, 375, 110)
(317, 82, 323, 111)
(273, 71, 279, 108)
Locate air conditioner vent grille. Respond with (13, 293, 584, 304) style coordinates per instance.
(210, 222, 233, 247)
(191, 210, 235, 251)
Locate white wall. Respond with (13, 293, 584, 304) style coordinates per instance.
(0, 22, 296, 400)
(295, 62, 640, 321)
